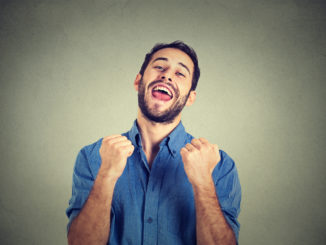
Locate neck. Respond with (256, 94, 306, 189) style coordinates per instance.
(136, 109, 181, 167)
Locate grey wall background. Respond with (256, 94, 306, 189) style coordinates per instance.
(0, 0, 325, 244)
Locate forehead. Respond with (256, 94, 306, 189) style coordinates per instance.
(150, 48, 194, 73)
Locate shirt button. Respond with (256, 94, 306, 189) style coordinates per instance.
(147, 217, 153, 223)
(172, 150, 176, 154)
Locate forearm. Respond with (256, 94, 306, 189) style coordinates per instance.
(192, 179, 236, 245)
(68, 173, 118, 245)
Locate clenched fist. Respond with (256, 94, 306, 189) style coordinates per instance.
(99, 135, 134, 179)
(180, 138, 221, 186)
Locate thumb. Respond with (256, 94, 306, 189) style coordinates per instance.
(180, 147, 187, 158)
(127, 145, 134, 157)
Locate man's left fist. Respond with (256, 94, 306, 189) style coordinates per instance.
(180, 138, 221, 185)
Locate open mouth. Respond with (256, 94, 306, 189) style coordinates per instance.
(151, 85, 173, 101)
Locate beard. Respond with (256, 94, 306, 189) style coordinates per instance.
(138, 78, 191, 124)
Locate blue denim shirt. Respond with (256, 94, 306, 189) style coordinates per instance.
(66, 121, 241, 244)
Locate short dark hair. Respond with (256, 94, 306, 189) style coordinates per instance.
(139, 41, 200, 91)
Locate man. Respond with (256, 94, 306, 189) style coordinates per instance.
(66, 41, 241, 245)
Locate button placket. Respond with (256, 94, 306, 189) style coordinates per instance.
(142, 149, 167, 245)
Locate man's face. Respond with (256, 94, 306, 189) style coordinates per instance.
(136, 48, 195, 124)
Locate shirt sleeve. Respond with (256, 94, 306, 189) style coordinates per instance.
(213, 150, 242, 243)
(65, 148, 95, 234)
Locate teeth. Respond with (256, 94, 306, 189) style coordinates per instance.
(153, 86, 172, 97)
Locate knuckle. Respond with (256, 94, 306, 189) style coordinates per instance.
(180, 148, 188, 154)
(212, 144, 219, 151)
(186, 143, 192, 147)
(103, 136, 111, 141)
(200, 137, 208, 143)
(180, 148, 186, 155)
(183, 153, 190, 160)
(112, 143, 119, 151)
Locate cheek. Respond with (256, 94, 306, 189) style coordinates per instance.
(144, 69, 161, 80)
(178, 81, 192, 96)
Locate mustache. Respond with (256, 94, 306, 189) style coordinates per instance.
(148, 79, 177, 95)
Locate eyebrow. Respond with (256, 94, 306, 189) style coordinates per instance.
(152, 57, 190, 75)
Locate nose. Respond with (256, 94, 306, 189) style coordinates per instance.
(161, 76, 172, 82)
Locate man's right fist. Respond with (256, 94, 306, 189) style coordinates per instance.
(99, 135, 134, 178)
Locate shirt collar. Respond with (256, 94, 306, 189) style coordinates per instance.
(128, 120, 187, 157)
(128, 120, 142, 147)
(166, 121, 187, 157)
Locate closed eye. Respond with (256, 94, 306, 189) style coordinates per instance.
(176, 72, 185, 77)
(154, 66, 164, 71)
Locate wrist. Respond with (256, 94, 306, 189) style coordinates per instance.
(98, 161, 123, 181)
(96, 172, 120, 183)
(191, 177, 215, 194)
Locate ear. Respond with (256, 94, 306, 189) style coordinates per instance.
(134, 74, 142, 91)
(186, 90, 196, 106)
